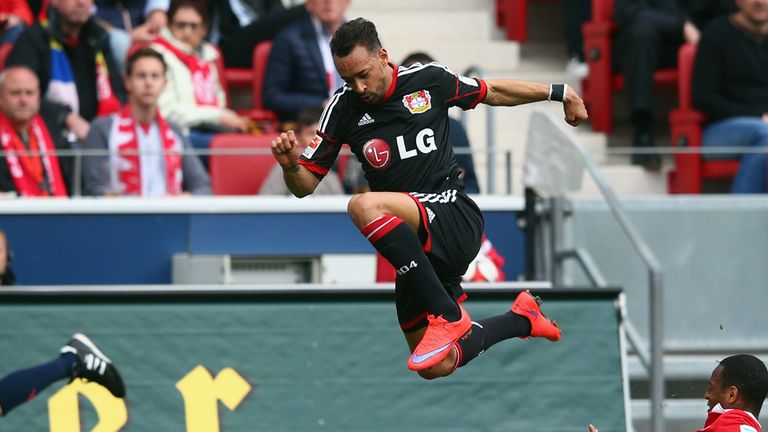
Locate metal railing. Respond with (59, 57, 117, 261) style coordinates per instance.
(460, 65, 498, 194)
(531, 112, 665, 432)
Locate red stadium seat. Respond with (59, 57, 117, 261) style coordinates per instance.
(582, 0, 679, 132)
(209, 133, 279, 195)
(667, 43, 738, 193)
(0, 43, 14, 69)
(495, 0, 559, 42)
(375, 253, 396, 282)
(249, 41, 278, 123)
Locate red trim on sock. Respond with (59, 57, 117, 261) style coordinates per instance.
(27, 388, 37, 401)
(402, 295, 468, 331)
(450, 343, 463, 374)
(402, 193, 432, 253)
(360, 215, 403, 243)
(400, 311, 428, 331)
(457, 293, 468, 305)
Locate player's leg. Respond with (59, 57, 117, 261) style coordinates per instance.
(349, 191, 471, 370)
(407, 192, 561, 377)
(0, 333, 125, 416)
(0, 351, 78, 416)
(452, 290, 561, 372)
(395, 276, 463, 379)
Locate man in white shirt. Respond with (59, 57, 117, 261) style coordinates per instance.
(82, 47, 210, 196)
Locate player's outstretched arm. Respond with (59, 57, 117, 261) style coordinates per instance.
(483, 79, 588, 127)
(271, 131, 320, 198)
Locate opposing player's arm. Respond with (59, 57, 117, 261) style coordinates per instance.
(483, 79, 588, 127)
(271, 131, 320, 198)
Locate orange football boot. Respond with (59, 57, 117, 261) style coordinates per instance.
(408, 304, 471, 371)
(511, 290, 561, 341)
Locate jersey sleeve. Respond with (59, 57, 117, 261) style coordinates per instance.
(298, 90, 346, 177)
(709, 411, 760, 432)
(432, 63, 487, 110)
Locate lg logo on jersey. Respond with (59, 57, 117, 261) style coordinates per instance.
(397, 128, 436, 159)
(362, 128, 436, 170)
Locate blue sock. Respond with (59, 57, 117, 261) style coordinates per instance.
(0, 353, 77, 416)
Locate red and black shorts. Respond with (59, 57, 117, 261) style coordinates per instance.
(396, 189, 484, 333)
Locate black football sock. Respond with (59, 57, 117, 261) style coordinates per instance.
(361, 215, 460, 322)
(455, 311, 532, 368)
(0, 353, 77, 415)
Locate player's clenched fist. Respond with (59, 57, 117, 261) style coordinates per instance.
(563, 87, 588, 127)
(271, 130, 301, 170)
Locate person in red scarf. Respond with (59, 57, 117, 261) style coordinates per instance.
(6, 0, 126, 144)
(588, 354, 768, 432)
(0, 66, 72, 197)
(151, 0, 250, 167)
(82, 47, 210, 197)
(0, 0, 34, 44)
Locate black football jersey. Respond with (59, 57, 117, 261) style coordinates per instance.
(299, 62, 487, 193)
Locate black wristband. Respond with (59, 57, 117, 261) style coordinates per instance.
(550, 84, 566, 102)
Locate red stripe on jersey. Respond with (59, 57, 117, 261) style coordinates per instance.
(361, 215, 402, 243)
(400, 311, 428, 331)
(316, 130, 337, 143)
(468, 79, 488, 109)
(444, 77, 488, 109)
(404, 193, 432, 253)
(298, 159, 330, 176)
(382, 62, 399, 102)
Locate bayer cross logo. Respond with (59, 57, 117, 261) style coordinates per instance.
(362, 138, 391, 170)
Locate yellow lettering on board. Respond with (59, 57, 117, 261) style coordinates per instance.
(48, 379, 128, 432)
(175, 365, 251, 432)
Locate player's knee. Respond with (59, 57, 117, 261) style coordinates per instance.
(347, 192, 381, 221)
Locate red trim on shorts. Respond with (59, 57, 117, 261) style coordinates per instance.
(402, 193, 432, 253)
(360, 215, 403, 243)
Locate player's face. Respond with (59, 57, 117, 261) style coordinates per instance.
(737, 0, 768, 23)
(0, 68, 40, 124)
(704, 365, 732, 410)
(126, 57, 167, 108)
(335, 45, 391, 104)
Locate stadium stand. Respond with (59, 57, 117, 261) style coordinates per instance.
(495, 0, 560, 43)
(667, 43, 738, 194)
(0, 43, 13, 69)
(581, 0, 678, 133)
(209, 133, 279, 195)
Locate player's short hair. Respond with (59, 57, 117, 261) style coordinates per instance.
(719, 354, 768, 409)
(297, 106, 323, 132)
(330, 18, 382, 57)
(401, 52, 435, 67)
(126, 47, 167, 76)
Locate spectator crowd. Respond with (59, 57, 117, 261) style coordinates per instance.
(1, 0, 766, 195)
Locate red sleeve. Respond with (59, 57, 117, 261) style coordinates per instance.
(437, 67, 487, 110)
(6, 0, 34, 25)
(709, 411, 761, 432)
